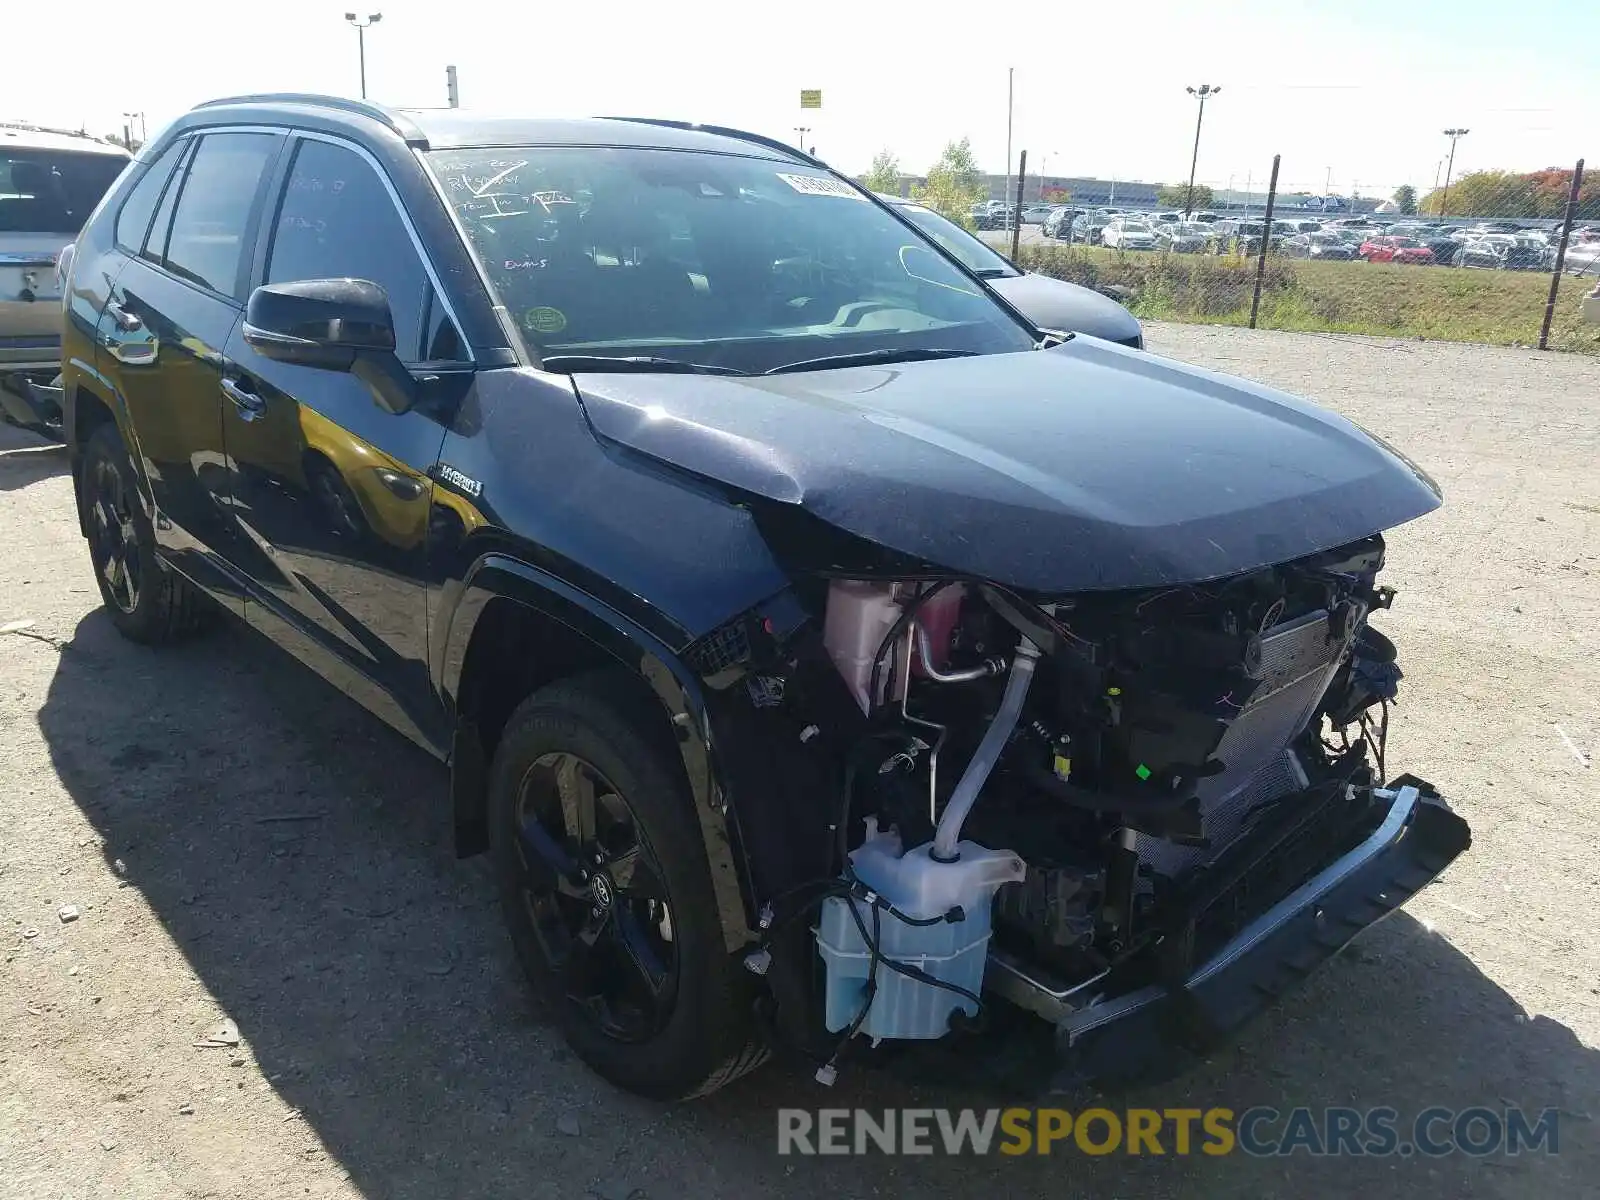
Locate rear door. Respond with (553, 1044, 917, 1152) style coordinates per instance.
(98, 130, 284, 605)
(217, 132, 473, 750)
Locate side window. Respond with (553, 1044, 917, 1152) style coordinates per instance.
(268, 139, 458, 363)
(114, 139, 187, 253)
(163, 132, 278, 298)
(141, 140, 191, 265)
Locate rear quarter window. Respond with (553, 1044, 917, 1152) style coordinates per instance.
(114, 140, 188, 252)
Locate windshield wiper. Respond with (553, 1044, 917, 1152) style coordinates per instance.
(971, 266, 1012, 278)
(763, 347, 980, 375)
(538, 355, 749, 376)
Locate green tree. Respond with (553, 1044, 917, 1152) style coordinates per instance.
(1392, 185, 1417, 215)
(1419, 170, 1538, 218)
(1157, 182, 1213, 210)
(861, 149, 902, 196)
(913, 138, 986, 227)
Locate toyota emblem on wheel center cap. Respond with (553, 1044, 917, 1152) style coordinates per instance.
(590, 874, 614, 908)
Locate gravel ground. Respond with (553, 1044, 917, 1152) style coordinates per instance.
(2, 325, 1597, 1199)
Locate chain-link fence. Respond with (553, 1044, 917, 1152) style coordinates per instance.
(984, 157, 1598, 354)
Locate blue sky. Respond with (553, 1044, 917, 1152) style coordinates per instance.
(5, 0, 1593, 199)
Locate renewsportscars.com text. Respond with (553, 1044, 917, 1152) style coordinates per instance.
(776, 1106, 1561, 1158)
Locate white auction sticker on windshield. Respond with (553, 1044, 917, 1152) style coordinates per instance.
(776, 173, 866, 200)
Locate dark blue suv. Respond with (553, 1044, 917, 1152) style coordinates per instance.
(59, 94, 1467, 1100)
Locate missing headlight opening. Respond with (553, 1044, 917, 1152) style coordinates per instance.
(707, 534, 1468, 1089)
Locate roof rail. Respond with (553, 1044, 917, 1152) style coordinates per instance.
(600, 117, 821, 167)
(191, 93, 428, 146)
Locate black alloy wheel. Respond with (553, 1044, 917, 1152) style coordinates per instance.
(79, 422, 208, 644)
(87, 452, 142, 615)
(512, 751, 678, 1043)
(487, 674, 766, 1099)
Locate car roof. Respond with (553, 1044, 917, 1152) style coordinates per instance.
(186, 95, 809, 163)
(0, 123, 129, 157)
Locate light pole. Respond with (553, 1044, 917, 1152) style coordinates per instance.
(793, 127, 810, 154)
(344, 12, 383, 99)
(1003, 67, 1014, 233)
(121, 111, 145, 148)
(1183, 84, 1220, 218)
(1440, 128, 1469, 217)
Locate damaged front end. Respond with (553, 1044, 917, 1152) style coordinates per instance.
(683, 531, 1470, 1088)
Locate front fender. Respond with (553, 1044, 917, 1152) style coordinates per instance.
(439, 553, 757, 951)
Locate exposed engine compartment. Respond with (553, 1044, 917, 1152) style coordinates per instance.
(694, 534, 1414, 1072)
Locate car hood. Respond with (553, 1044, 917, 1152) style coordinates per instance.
(572, 339, 1441, 592)
(985, 273, 1143, 345)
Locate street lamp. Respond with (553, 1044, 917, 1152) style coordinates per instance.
(1440, 128, 1469, 217)
(1183, 84, 1221, 219)
(344, 12, 383, 100)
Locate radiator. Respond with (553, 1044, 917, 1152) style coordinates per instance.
(1136, 609, 1351, 877)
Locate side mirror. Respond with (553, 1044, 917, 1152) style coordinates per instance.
(243, 278, 415, 414)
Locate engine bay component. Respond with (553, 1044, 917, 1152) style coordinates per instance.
(704, 532, 1469, 1083)
(817, 820, 1025, 1040)
(822, 580, 903, 713)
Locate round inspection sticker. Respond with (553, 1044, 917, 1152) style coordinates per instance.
(523, 306, 568, 334)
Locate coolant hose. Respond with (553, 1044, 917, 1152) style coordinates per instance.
(930, 637, 1041, 861)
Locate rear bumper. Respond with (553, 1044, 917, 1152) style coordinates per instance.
(993, 781, 1470, 1086)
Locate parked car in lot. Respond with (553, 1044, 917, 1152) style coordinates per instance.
(1041, 206, 1075, 239)
(1100, 218, 1158, 250)
(973, 202, 1015, 230)
(0, 124, 129, 436)
(1072, 212, 1113, 245)
(1019, 204, 1054, 225)
(61, 94, 1465, 1103)
(1452, 235, 1544, 271)
(1208, 220, 1281, 256)
(1281, 232, 1358, 261)
(1153, 222, 1210, 253)
(1562, 240, 1600, 275)
(1359, 236, 1436, 265)
(877, 195, 1142, 346)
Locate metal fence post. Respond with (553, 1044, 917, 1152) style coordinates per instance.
(1011, 150, 1027, 262)
(1249, 154, 1281, 329)
(1539, 158, 1585, 351)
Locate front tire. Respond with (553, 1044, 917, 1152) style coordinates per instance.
(80, 422, 209, 645)
(488, 673, 766, 1099)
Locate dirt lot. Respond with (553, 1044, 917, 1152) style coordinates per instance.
(2, 325, 1597, 1199)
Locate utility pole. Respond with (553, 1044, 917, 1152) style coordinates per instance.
(344, 12, 383, 99)
(446, 65, 460, 108)
(1441, 128, 1469, 217)
(1183, 84, 1220, 218)
(1003, 67, 1014, 233)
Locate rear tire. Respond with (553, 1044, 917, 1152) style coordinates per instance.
(80, 422, 209, 645)
(487, 672, 766, 1099)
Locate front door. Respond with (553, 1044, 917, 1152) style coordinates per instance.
(97, 130, 283, 607)
(218, 133, 472, 750)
